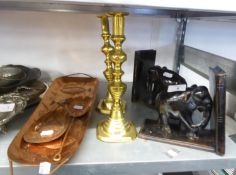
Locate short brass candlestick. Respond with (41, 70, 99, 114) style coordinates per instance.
(97, 12, 137, 142)
(97, 15, 114, 115)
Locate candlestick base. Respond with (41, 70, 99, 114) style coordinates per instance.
(97, 117, 136, 142)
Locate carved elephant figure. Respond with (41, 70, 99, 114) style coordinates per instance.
(146, 66, 187, 106)
(157, 85, 213, 139)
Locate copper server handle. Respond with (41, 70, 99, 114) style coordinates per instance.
(53, 117, 74, 162)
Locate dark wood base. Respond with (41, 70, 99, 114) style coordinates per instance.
(139, 119, 216, 152)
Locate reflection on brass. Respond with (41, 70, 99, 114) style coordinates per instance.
(8, 76, 99, 174)
(97, 12, 137, 142)
(97, 15, 125, 115)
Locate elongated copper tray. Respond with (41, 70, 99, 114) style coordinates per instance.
(8, 76, 99, 166)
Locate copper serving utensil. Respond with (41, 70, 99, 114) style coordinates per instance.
(53, 96, 93, 162)
(53, 117, 74, 162)
(65, 96, 92, 117)
(23, 109, 70, 144)
(24, 95, 93, 161)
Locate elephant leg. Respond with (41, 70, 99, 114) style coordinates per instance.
(161, 112, 171, 135)
(178, 113, 198, 140)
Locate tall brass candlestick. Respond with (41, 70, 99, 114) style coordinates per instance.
(97, 15, 114, 115)
(97, 12, 137, 142)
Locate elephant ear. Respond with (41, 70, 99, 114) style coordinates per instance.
(189, 84, 197, 90)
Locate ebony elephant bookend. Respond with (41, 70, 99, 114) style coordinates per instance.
(139, 84, 223, 154)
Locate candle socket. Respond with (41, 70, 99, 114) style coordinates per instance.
(97, 12, 137, 142)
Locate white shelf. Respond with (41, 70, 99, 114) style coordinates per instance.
(2, 0, 236, 13)
(1, 82, 236, 175)
(0, 0, 236, 16)
(53, 0, 236, 13)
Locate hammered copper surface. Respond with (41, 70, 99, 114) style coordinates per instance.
(8, 76, 99, 165)
(23, 109, 70, 144)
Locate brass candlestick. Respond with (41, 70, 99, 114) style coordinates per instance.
(97, 12, 137, 142)
(97, 15, 114, 115)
